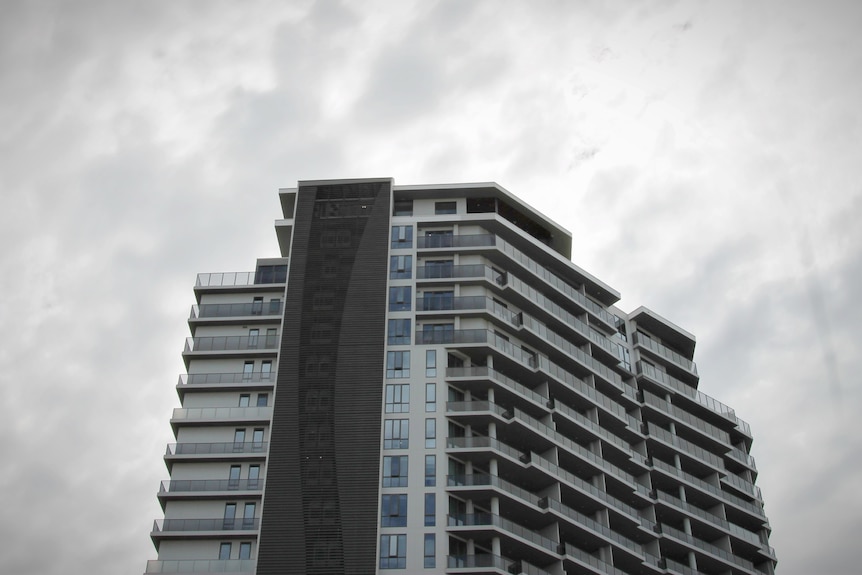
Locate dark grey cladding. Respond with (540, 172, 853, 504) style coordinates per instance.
(256, 180, 391, 575)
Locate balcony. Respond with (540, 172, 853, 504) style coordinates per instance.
(158, 478, 264, 495)
(447, 513, 561, 561)
(170, 406, 272, 428)
(654, 491, 762, 547)
(416, 263, 504, 283)
(166, 442, 269, 456)
(562, 543, 629, 575)
(637, 363, 751, 437)
(184, 335, 279, 353)
(190, 301, 283, 321)
(417, 233, 496, 249)
(641, 391, 731, 448)
(651, 459, 766, 519)
(659, 523, 758, 573)
(151, 517, 260, 535)
(632, 332, 698, 378)
(446, 554, 554, 575)
(445, 366, 549, 413)
(144, 559, 255, 573)
(195, 272, 287, 293)
(646, 423, 727, 473)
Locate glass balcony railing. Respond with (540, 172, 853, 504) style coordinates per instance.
(447, 513, 560, 555)
(179, 372, 276, 386)
(184, 335, 279, 353)
(171, 406, 272, 422)
(638, 363, 752, 436)
(659, 523, 756, 572)
(145, 559, 256, 573)
(152, 518, 260, 533)
(651, 459, 765, 518)
(159, 479, 263, 493)
(445, 366, 549, 408)
(655, 491, 762, 546)
(563, 543, 628, 575)
(647, 423, 726, 471)
(552, 400, 644, 464)
(446, 436, 526, 463)
(190, 302, 283, 319)
(633, 332, 697, 375)
(665, 558, 698, 575)
(166, 442, 269, 456)
(642, 392, 731, 445)
(418, 233, 497, 249)
(546, 498, 643, 555)
(448, 473, 542, 507)
(530, 453, 645, 523)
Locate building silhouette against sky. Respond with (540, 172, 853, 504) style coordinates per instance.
(146, 178, 776, 574)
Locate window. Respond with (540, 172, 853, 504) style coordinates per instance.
(425, 455, 436, 486)
(243, 503, 256, 528)
(248, 465, 260, 488)
(252, 297, 263, 315)
(256, 393, 268, 407)
(425, 418, 436, 448)
(389, 286, 412, 311)
(248, 329, 259, 348)
(386, 351, 410, 378)
(233, 429, 246, 450)
(423, 259, 453, 279)
(268, 298, 281, 314)
(388, 319, 411, 345)
(223, 503, 237, 529)
(381, 494, 408, 527)
(423, 291, 453, 311)
(252, 429, 264, 450)
(242, 361, 254, 381)
(424, 493, 436, 526)
(254, 264, 287, 284)
(393, 199, 413, 216)
(423, 229, 453, 248)
(385, 384, 410, 413)
(265, 328, 277, 347)
(380, 534, 407, 569)
(425, 383, 436, 412)
(424, 534, 436, 568)
(239, 394, 250, 407)
(435, 201, 456, 215)
(219, 542, 232, 560)
(239, 542, 252, 560)
(425, 350, 436, 377)
(229, 465, 241, 489)
(383, 455, 408, 487)
(261, 360, 272, 380)
(422, 323, 454, 344)
(384, 419, 409, 449)
(391, 225, 414, 248)
(390, 255, 413, 279)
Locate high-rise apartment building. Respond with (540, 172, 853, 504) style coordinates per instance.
(146, 178, 776, 575)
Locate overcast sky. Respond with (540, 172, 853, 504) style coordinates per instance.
(1, 0, 859, 573)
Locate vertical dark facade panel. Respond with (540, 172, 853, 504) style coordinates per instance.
(257, 180, 391, 575)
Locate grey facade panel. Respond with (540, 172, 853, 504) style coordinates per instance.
(256, 181, 391, 575)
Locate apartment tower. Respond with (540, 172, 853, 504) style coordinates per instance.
(146, 178, 777, 575)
